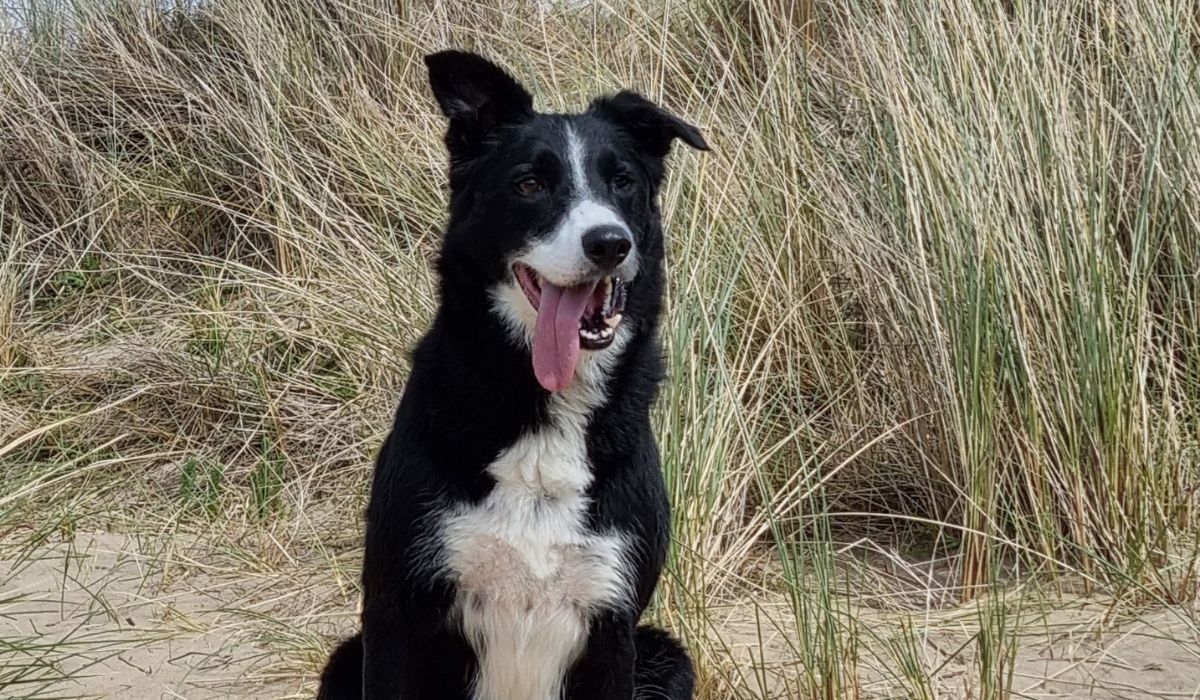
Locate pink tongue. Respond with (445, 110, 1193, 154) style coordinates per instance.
(532, 281, 596, 392)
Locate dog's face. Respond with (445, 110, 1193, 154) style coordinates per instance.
(425, 51, 708, 392)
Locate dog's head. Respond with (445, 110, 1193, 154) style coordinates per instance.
(425, 50, 708, 393)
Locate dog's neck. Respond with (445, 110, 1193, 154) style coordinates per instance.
(403, 258, 659, 483)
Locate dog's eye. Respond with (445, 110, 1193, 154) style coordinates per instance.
(515, 177, 544, 197)
(611, 173, 635, 191)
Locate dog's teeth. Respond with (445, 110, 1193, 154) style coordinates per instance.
(600, 282, 611, 314)
(604, 313, 622, 329)
(579, 323, 616, 345)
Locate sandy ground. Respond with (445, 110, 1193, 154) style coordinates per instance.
(0, 532, 348, 699)
(4, 532, 1200, 699)
(716, 592, 1200, 699)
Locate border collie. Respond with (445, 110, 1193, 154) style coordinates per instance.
(317, 49, 708, 700)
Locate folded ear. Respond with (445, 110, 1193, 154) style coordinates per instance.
(424, 50, 534, 159)
(590, 90, 709, 157)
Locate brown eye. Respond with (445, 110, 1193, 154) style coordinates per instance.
(516, 177, 544, 196)
(611, 173, 634, 191)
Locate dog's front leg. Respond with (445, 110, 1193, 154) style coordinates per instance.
(360, 598, 422, 698)
(567, 610, 637, 700)
(359, 582, 475, 700)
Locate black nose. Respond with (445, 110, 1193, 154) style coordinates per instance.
(582, 226, 632, 270)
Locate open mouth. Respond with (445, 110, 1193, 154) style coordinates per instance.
(514, 263, 626, 349)
(513, 263, 628, 392)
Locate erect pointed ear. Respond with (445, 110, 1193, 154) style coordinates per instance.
(424, 50, 534, 159)
(590, 90, 709, 157)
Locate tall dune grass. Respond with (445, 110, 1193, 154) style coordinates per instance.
(2, 0, 1198, 696)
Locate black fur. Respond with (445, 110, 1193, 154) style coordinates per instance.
(318, 50, 707, 700)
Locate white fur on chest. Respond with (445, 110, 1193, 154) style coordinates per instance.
(440, 369, 632, 700)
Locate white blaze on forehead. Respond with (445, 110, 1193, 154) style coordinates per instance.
(566, 124, 590, 198)
(514, 123, 638, 288)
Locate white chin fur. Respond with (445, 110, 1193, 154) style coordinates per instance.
(491, 279, 541, 347)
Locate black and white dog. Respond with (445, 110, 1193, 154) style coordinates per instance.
(318, 50, 708, 700)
